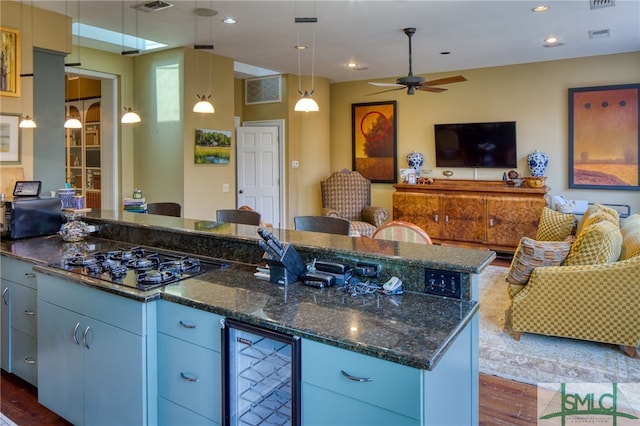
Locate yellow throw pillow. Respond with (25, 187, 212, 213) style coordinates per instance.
(535, 207, 576, 241)
(506, 237, 573, 285)
(575, 203, 619, 238)
(563, 220, 623, 266)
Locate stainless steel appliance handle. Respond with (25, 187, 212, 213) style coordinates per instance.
(24, 272, 36, 279)
(73, 322, 81, 345)
(24, 357, 36, 364)
(179, 320, 197, 329)
(82, 326, 91, 349)
(341, 369, 373, 382)
(1, 287, 8, 305)
(23, 309, 35, 316)
(180, 372, 200, 382)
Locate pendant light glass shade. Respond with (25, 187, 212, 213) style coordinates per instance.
(294, 90, 319, 112)
(121, 107, 141, 123)
(193, 95, 215, 113)
(19, 116, 37, 128)
(64, 117, 82, 128)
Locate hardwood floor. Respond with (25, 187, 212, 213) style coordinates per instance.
(2, 256, 530, 425)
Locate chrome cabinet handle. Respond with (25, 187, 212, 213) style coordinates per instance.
(179, 320, 197, 329)
(180, 372, 200, 382)
(489, 218, 495, 227)
(83, 326, 91, 349)
(73, 323, 81, 345)
(1, 287, 8, 305)
(24, 273, 36, 279)
(23, 310, 35, 316)
(445, 215, 450, 223)
(341, 370, 372, 383)
(24, 357, 36, 364)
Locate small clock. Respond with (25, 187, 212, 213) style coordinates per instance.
(13, 181, 42, 197)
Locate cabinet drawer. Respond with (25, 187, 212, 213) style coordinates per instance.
(1, 257, 37, 288)
(158, 301, 222, 351)
(11, 283, 37, 337)
(302, 339, 420, 420)
(11, 328, 37, 386)
(302, 383, 418, 426)
(159, 397, 218, 426)
(38, 274, 145, 335)
(158, 333, 221, 422)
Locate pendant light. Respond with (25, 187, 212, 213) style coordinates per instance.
(192, 2, 216, 113)
(121, 1, 141, 124)
(19, 1, 36, 128)
(294, 16, 319, 112)
(64, 0, 82, 129)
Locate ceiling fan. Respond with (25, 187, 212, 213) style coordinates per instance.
(368, 27, 467, 95)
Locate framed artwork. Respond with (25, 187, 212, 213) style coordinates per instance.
(194, 128, 231, 164)
(0, 113, 21, 163)
(1, 27, 20, 97)
(569, 83, 639, 191)
(352, 101, 397, 183)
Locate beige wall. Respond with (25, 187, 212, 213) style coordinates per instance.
(331, 52, 640, 215)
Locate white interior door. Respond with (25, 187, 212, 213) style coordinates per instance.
(236, 126, 280, 228)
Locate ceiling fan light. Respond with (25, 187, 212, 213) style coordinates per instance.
(294, 91, 319, 112)
(64, 117, 83, 129)
(121, 107, 141, 124)
(193, 95, 215, 113)
(19, 116, 37, 128)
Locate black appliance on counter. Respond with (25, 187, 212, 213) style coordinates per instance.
(1, 181, 63, 239)
(222, 318, 301, 426)
(49, 246, 228, 291)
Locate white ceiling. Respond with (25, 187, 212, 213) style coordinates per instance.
(33, 0, 640, 84)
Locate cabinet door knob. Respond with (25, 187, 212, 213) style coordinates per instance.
(180, 372, 200, 382)
(340, 370, 372, 383)
(24, 273, 36, 279)
(23, 310, 35, 316)
(489, 218, 495, 227)
(83, 326, 92, 349)
(24, 357, 36, 365)
(433, 214, 439, 223)
(1, 287, 8, 305)
(179, 320, 198, 329)
(73, 322, 81, 345)
(445, 215, 450, 223)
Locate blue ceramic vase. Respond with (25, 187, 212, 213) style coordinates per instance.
(407, 151, 424, 176)
(527, 150, 548, 177)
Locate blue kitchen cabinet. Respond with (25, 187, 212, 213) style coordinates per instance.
(301, 314, 478, 426)
(157, 300, 222, 425)
(37, 273, 154, 426)
(0, 255, 38, 385)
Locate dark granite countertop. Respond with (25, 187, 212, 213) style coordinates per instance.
(2, 234, 477, 370)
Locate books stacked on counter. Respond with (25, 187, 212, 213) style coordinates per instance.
(123, 197, 147, 213)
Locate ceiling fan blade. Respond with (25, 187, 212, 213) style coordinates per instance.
(368, 82, 404, 87)
(366, 87, 406, 96)
(417, 86, 448, 93)
(423, 75, 467, 86)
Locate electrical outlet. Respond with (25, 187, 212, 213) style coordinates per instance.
(424, 268, 461, 299)
(355, 262, 380, 278)
(222, 184, 230, 193)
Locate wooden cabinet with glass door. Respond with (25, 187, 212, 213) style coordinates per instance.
(65, 98, 101, 209)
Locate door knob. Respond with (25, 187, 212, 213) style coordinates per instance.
(239, 190, 244, 194)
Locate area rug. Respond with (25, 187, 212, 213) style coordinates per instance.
(479, 265, 640, 385)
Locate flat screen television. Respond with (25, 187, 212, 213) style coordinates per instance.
(434, 121, 517, 168)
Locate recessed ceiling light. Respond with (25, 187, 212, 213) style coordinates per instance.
(222, 17, 236, 24)
(347, 62, 358, 68)
(294, 45, 307, 50)
(545, 36, 559, 44)
(532, 5, 549, 12)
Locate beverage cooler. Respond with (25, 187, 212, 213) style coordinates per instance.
(221, 318, 301, 426)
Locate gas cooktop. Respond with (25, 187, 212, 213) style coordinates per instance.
(50, 246, 228, 291)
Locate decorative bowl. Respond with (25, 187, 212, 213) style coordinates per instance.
(524, 176, 546, 188)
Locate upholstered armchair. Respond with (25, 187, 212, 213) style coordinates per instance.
(320, 169, 389, 237)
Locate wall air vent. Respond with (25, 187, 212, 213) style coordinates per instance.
(589, 28, 611, 39)
(133, 1, 173, 13)
(245, 75, 282, 105)
(589, 0, 615, 9)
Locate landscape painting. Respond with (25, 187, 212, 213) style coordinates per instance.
(195, 128, 231, 164)
(569, 84, 639, 190)
(352, 101, 397, 183)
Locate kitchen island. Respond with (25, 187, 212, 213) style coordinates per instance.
(1, 210, 495, 425)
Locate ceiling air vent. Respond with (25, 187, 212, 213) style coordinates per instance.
(245, 75, 282, 105)
(589, 28, 611, 39)
(133, 1, 173, 13)
(589, 0, 615, 10)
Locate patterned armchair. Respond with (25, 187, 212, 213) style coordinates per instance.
(320, 170, 389, 237)
(506, 207, 640, 357)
